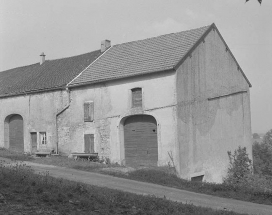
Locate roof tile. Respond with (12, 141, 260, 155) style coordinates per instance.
(0, 50, 101, 97)
(69, 25, 211, 86)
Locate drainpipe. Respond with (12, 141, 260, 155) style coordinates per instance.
(55, 88, 71, 154)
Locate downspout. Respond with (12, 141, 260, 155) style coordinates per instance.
(55, 88, 71, 154)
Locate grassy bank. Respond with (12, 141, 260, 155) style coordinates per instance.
(1, 148, 271, 206)
(108, 167, 272, 205)
(0, 161, 246, 215)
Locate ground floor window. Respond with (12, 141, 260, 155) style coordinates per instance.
(40, 132, 47, 145)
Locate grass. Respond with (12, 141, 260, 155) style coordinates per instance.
(1, 148, 272, 206)
(0, 161, 247, 215)
(109, 168, 272, 205)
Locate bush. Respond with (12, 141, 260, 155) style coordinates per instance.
(241, 174, 272, 193)
(223, 146, 272, 204)
(224, 146, 252, 185)
(253, 129, 272, 176)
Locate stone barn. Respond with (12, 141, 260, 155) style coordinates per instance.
(0, 23, 252, 182)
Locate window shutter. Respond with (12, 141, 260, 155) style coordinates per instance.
(89, 102, 94, 121)
(84, 102, 94, 122)
(132, 88, 142, 107)
(90, 134, 94, 153)
(84, 134, 94, 153)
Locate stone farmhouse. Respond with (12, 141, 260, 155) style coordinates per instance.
(0, 23, 252, 182)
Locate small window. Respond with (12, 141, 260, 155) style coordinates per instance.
(191, 175, 204, 182)
(40, 132, 47, 145)
(84, 101, 94, 122)
(131, 88, 142, 108)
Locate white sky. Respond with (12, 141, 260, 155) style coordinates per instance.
(0, 0, 271, 133)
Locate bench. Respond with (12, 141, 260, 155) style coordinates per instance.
(70, 153, 98, 161)
(35, 151, 51, 157)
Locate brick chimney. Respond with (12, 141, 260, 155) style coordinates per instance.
(40, 52, 46, 65)
(101, 40, 111, 52)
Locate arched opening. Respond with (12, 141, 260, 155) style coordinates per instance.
(4, 114, 24, 152)
(123, 115, 158, 167)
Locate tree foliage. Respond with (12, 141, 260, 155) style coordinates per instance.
(253, 133, 260, 139)
(224, 146, 252, 184)
(253, 129, 272, 176)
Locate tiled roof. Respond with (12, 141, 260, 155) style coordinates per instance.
(0, 50, 101, 97)
(69, 24, 212, 87)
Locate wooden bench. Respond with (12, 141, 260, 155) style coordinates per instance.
(35, 151, 51, 157)
(70, 153, 98, 161)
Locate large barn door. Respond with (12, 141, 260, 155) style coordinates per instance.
(9, 115, 24, 152)
(124, 115, 158, 167)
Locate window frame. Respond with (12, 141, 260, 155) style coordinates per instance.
(131, 87, 142, 108)
(39, 132, 47, 145)
(84, 101, 94, 122)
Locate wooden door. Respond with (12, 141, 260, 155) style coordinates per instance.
(124, 115, 158, 167)
(9, 115, 24, 152)
(31, 132, 37, 153)
(84, 134, 94, 153)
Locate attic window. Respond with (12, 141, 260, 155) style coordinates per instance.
(131, 88, 142, 108)
(84, 101, 94, 122)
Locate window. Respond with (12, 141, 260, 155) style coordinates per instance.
(40, 132, 47, 145)
(84, 101, 94, 122)
(131, 88, 142, 107)
(191, 175, 204, 182)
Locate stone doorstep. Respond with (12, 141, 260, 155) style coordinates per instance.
(70, 153, 98, 160)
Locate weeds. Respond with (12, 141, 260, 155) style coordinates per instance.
(0, 162, 245, 215)
(1, 147, 272, 206)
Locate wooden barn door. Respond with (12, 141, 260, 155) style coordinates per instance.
(124, 115, 158, 167)
(9, 115, 24, 152)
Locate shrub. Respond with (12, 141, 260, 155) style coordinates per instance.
(224, 146, 252, 185)
(253, 129, 272, 176)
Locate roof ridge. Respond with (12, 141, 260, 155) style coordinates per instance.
(113, 24, 213, 47)
(48, 49, 101, 62)
(0, 62, 39, 73)
(0, 49, 101, 73)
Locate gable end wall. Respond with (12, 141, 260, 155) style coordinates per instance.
(176, 29, 252, 183)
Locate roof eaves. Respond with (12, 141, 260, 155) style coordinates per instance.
(0, 86, 65, 99)
(68, 67, 175, 89)
(67, 48, 111, 88)
(173, 23, 252, 88)
(174, 23, 214, 70)
(213, 25, 252, 88)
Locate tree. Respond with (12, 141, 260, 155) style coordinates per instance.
(245, 0, 262, 4)
(253, 133, 260, 139)
(253, 129, 272, 176)
(224, 146, 252, 184)
(263, 129, 272, 146)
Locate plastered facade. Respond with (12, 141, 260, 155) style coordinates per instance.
(175, 29, 252, 182)
(61, 71, 178, 166)
(0, 90, 69, 153)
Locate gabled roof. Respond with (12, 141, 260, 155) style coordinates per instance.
(68, 24, 211, 87)
(0, 50, 101, 98)
(68, 23, 251, 88)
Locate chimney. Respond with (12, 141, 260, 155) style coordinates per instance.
(101, 40, 111, 52)
(40, 52, 46, 65)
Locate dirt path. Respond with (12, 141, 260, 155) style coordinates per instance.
(1, 157, 272, 215)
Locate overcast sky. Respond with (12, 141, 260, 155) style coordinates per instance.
(0, 0, 271, 133)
